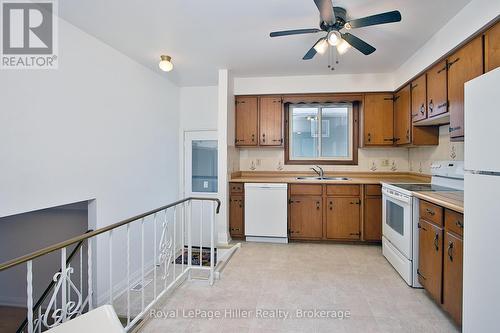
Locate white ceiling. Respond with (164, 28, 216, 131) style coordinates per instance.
(59, 0, 471, 86)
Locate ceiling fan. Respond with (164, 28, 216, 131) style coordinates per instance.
(269, 0, 402, 59)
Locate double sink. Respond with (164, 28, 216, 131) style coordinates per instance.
(296, 176, 351, 181)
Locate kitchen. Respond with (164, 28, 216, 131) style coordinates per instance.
(225, 14, 499, 332)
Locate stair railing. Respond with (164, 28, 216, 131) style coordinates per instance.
(0, 197, 221, 333)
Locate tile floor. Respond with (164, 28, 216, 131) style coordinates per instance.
(140, 242, 459, 333)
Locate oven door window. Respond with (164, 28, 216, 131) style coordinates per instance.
(387, 200, 404, 236)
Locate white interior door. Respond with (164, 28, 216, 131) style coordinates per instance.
(184, 131, 218, 248)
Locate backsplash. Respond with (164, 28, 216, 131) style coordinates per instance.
(409, 125, 464, 174)
(239, 147, 410, 172)
(237, 125, 463, 174)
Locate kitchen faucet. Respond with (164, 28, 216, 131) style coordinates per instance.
(311, 165, 324, 178)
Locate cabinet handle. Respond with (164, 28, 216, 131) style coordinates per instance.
(456, 220, 464, 228)
(437, 64, 447, 74)
(329, 201, 333, 210)
(417, 269, 426, 280)
(426, 208, 436, 216)
(262, 133, 266, 143)
(434, 233, 440, 252)
(367, 133, 371, 143)
(251, 134, 255, 142)
(316, 201, 320, 210)
(447, 241, 454, 261)
(272, 139, 282, 143)
(406, 129, 410, 140)
(410, 83, 418, 90)
(420, 104, 425, 114)
(417, 222, 427, 231)
(384, 138, 394, 142)
(350, 200, 361, 205)
(449, 126, 461, 132)
(428, 99, 434, 114)
(447, 57, 460, 69)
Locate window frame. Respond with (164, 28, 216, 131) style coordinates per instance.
(284, 101, 359, 165)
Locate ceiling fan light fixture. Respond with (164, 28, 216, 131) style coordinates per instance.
(327, 31, 340, 46)
(313, 38, 329, 55)
(344, 22, 352, 30)
(337, 39, 351, 55)
(159, 55, 174, 72)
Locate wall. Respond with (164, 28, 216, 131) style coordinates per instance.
(0, 16, 180, 304)
(0, 202, 88, 306)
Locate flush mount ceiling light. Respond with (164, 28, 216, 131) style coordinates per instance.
(158, 55, 173, 72)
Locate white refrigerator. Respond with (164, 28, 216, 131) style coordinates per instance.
(463, 67, 500, 332)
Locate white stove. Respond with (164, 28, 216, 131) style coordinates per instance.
(381, 161, 464, 287)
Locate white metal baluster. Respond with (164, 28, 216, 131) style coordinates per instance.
(163, 210, 168, 291)
(37, 306, 42, 333)
(80, 248, 83, 299)
(187, 201, 192, 279)
(153, 212, 157, 300)
(109, 230, 113, 305)
(200, 201, 203, 268)
(210, 202, 215, 285)
(141, 217, 145, 312)
(87, 239, 93, 310)
(60, 247, 67, 322)
(181, 203, 185, 273)
(27, 260, 33, 333)
(173, 206, 177, 280)
(126, 223, 130, 325)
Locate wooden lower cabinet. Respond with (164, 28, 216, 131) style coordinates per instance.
(229, 195, 244, 238)
(326, 197, 361, 240)
(289, 196, 323, 239)
(443, 231, 463, 325)
(364, 196, 382, 241)
(418, 219, 443, 304)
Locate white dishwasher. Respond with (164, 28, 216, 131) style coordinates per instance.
(244, 183, 288, 243)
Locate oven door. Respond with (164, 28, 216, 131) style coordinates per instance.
(382, 187, 412, 259)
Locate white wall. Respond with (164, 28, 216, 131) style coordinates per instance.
(234, 73, 394, 95)
(179, 86, 218, 132)
(0, 17, 180, 304)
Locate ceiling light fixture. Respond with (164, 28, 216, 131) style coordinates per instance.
(313, 38, 329, 55)
(159, 55, 173, 72)
(336, 39, 351, 55)
(327, 31, 340, 46)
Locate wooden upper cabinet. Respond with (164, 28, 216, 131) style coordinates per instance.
(259, 96, 283, 146)
(443, 231, 463, 325)
(447, 36, 483, 140)
(326, 197, 361, 240)
(426, 60, 449, 118)
(418, 219, 443, 304)
(411, 74, 427, 122)
(235, 96, 258, 146)
(363, 93, 394, 145)
(394, 85, 411, 145)
(289, 196, 323, 239)
(485, 21, 500, 72)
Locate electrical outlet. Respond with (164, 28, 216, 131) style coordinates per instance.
(381, 159, 389, 167)
(256, 159, 261, 166)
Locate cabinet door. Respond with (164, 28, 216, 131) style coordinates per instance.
(394, 85, 411, 145)
(411, 74, 427, 122)
(229, 195, 244, 237)
(364, 197, 382, 241)
(289, 196, 322, 239)
(485, 22, 500, 72)
(235, 96, 258, 146)
(427, 60, 448, 117)
(448, 36, 483, 139)
(418, 219, 443, 304)
(326, 197, 361, 240)
(259, 97, 283, 146)
(363, 94, 394, 145)
(443, 232, 463, 325)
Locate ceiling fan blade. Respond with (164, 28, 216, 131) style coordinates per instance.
(303, 38, 325, 60)
(270, 28, 321, 37)
(341, 33, 376, 55)
(346, 10, 402, 29)
(313, 0, 335, 25)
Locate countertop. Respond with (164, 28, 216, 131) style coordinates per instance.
(229, 171, 430, 185)
(412, 191, 464, 213)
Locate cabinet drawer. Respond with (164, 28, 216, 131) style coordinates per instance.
(419, 200, 443, 226)
(365, 185, 382, 197)
(229, 183, 244, 193)
(290, 184, 323, 196)
(445, 209, 464, 237)
(327, 185, 360, 196)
